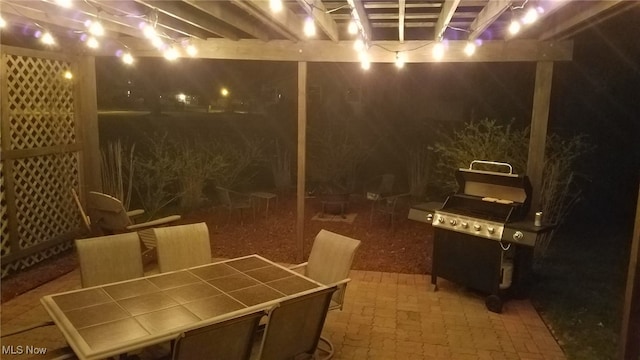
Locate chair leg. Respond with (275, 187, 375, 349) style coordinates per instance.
(315, 336, 335, 360)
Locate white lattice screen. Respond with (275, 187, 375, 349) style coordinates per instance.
(1, 49, 82, 278)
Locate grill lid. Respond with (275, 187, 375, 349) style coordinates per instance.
(445, 161, 532, 222)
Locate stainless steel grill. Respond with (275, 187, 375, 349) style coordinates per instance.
(425, 161, 552, 313)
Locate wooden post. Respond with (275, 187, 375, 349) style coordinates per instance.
(620, 181, 640, 360)
(296, 62, 307, 262)
(75, 55, 101, 193)
(526, 61, 553, 215)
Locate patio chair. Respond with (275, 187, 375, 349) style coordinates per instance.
(290, 229, 361, 311)
(75, 232, 144, 287)
(256, 284, 339, 360)
(370, 192, 410, 229)
(365, 173, 395, 201)
(85, 190, 181, 253)
(216, 186, 255, 224)
(171, 310, 264, 360)
(152, 222, 212, 273)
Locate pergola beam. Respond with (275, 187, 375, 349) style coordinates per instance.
(123, 38, 573, 63)
(138, 0, 239, 40)
(398, 0, 406, 42)
(184, 0, 269, 41)
(231, 0, 306, 41)
(539, 0, 630, 40)
(468, 0, 512, 41)
(296, 0, 340, 42)
(434, 0, 461, 40)
(348, 0, 373, 41)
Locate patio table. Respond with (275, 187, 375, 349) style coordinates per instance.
(40, 254, 325, 360)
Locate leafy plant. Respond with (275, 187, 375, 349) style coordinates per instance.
(100, 140, 135, 210)
(307, 120, 368, 194)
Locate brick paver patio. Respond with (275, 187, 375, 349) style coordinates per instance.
(1, 266, 565, 360)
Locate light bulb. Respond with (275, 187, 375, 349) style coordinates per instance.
(63, 71, 73, 80)
(522, 8, 539, 24)
(143, 24, 157, 39)
(41, 32, 56, 45)
(395, 53, 405, 69)
(186, 44, 198, 57)
(151, 36, 164, 49)
(359, 52, 370, 70)
(348, 21, 358, 35)
(55, 0, 72, 8)
(88, 21, 105, 37)
(508, 20, 521, 35)
(87, 37, 99, 49)
(122, 53, 134, 65)
(432, 42, 444, 61)
(0, 16, 6, 28)
(164, 47, 179, 61)
(464, 42, 476, 56)
(269, 0, 283, 12)
(354, 38, 364, 51)
(303, 17, 316, 37)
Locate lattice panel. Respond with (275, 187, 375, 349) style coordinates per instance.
(0, 240, 74, 278)
(5, 54, 76, 150)
(0, 162, 9, 257)
(12, 152, 80, 249)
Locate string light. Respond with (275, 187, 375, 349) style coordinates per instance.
(464, 42, 476, 56)
(522, 7, 540, 25)
(394, 52, 405, 69)
(303, 17, 316, 37)
(87, 20, 105, 37)
(347, 21, 358, 35)
(186, 44, 198, 57)
(359, 52, 370, 70)
(508, 20, 521, 35)
(55, 0, 72, 8)
(40, 31, 56, 45)
(163, 47, 179, 61)
(432, 42, 444, 61)
(0, 16, 6, 29)
(269, 0, 283, 13)
(86, 36, 99, 49)
(122, 52, 134, 65)
(353, 38, 365, 52)
(63, 70, 73, 79)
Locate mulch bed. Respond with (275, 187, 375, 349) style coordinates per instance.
(1, 194, 433, 304)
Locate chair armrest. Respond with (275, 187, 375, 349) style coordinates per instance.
(288, 262, 308, 271)
(326, 278, 351, 288)
(126, 215, 181, 230)
(126, 209, 145, 217)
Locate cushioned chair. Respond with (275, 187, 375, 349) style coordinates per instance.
(290, 229, 361, 311)
(257, 285, 339, 360)
(172, 310, 264, 360)
(75, 232, 144, 287)
(152, 222, 212, 273)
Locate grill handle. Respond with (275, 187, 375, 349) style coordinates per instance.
(469, 160, 513, 174)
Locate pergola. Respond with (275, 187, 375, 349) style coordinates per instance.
(0, 0, 638, 357)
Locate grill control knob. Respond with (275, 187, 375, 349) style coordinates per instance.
(473, 224, 481, 231)
(449, 219, 457, 226)
(487, 227, 495, 234)
(426, 214, 433, 222)
(513, 231, 524, 241)
(461, 222, 468, 228)
(437, 216, 444, 223)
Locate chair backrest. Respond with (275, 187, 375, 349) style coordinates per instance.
(70, 188, 91, 233)
(258, 285, 338, 360)
(154, 222, 212, 273)
(306, 230, 361, 286)
(172, 310, 264, 360)
(75, 232, 144, 287)
(216, 187, 233, 206)
(86, 191, 132, 232)
(379, 173, 395, 194)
